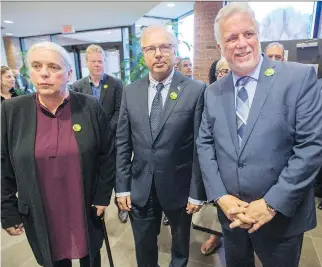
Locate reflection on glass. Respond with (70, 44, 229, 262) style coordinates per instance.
(248, 2, 316, 41)
(178, 14, 194, 62)
(23, 35, 51, 50)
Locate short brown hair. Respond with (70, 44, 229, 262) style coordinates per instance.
(1, 66, 11, 76)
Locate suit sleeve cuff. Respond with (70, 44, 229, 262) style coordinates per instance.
(116, 192, 131, 197)
(188, 197, 204, 205)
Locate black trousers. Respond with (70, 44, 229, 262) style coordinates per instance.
(53, 252, 101, 267)
(222, 227, 303, 267)
(129, 183, 192, 267)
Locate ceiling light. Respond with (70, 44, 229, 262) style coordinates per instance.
(135, 24, 142, 27)
(5, 33, 13, 36)
(4, 20, 13, 24)
(107, 31, 111, 34)
(167, 3, 175, 7)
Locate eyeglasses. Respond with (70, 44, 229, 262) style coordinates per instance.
(216, 69, 229, 76)
(142, 44, 173, 55)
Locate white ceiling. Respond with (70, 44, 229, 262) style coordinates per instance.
(1, 1, 159, 37)
(146, 2, 194, 19)
(1, 1, 195, 38)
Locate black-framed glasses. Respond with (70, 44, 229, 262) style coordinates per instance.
(142, 44, 173, 55)
(216, 69, 229, 76)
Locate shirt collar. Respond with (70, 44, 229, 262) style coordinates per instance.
(232, 55, 263, 87)
(149, 68, 175, 88)
(88, 75, 104, 85)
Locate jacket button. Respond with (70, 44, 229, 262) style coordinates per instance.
(238, 163, 244, 168)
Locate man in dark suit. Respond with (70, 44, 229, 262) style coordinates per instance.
(197, 3, 322, 267)
(12, 68, 30, 93)
(116, 25, 206, 267)
(72, 44, 126, 222)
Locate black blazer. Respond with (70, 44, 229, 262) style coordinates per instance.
(1, 91, 115, 267)
(72, 73, 123, 133)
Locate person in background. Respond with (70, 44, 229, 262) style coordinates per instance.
(174, 56, 182, 70)
(1, 41, 115, 267)
(316, 78, 322, 210)
(177, 57, 193, 78)
(13, 67, 30, 93)
(1, 66, 20, 102)
(72, 44, 126, 223)
(116, 25, 206, 267)
(199, 57, 231, 256)
(197, 3, 322, 266)
(264, 42, 285, 61)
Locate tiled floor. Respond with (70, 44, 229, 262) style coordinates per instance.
(2, 198, 322, 267)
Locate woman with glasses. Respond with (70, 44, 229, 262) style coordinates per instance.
(1, 41, 115, 267)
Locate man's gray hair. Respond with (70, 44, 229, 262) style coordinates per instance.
(27, 41, 72, 71)
(264, 42, 285, 55)
(140, 25, 178, 50)
(214, 2, 259, 44)
(177, 57, 191, 69)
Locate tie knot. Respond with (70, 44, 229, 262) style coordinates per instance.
(156, 83, 164, 93)
(236, 76, 254, 87)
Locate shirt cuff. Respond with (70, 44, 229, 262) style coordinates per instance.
(188, 197, 204, 205)
(116, 192, 131, 197)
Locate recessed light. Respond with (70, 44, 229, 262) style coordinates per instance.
(167, 3, 175, 7)
(135, 24, 142, 27)
(5, 33, 13, 36)
(107, 31, 111, 34)
(4, 20, 13, 24)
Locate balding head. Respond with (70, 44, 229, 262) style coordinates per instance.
(140, 25, 178, 81)
(265, 42, 285, 61)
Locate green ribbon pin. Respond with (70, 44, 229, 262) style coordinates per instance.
(264, 68, 275, 77)
(73, 124, 82, 132)
(170, 92, 178, 100)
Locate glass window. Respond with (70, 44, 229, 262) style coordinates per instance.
(247, 2, 316, 41)
(23, 35, 51, 51)
(55, 29, 122, 46)
(178, 14, 194, 62)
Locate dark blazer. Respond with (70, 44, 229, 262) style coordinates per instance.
(1, 91, 115, 267)
(197, 57, 322, 237)
(116, 71, 207, 210)
(72, 73, 123, 133)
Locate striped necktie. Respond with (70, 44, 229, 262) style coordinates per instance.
(236, 76, 252, 147)
(150, 83, 164, 140)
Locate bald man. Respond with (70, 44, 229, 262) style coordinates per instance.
(265, 42, 285, 61)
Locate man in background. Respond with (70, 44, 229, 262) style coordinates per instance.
(177, 57, 193, 78)
(72, 44, 126, 223)
(264, 42, 285, 61)
(12, 68, 30, 93)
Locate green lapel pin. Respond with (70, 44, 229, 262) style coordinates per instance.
(73, 124, 82, 132)
(103, 84, 108, 89)
(264, 68, 275, 77)
(170, 92, 178, 100)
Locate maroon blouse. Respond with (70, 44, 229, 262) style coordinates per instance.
(34, 95, 88, 261)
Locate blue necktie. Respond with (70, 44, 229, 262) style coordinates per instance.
(236, 76, 252, 147)
(150, 83, 164, 140)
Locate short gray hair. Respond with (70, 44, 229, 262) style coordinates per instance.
(264, 42, 285, 55)
(27, 41, 72, 71)
(214, 2, 259, 44)
(140, 25, 178, 50)
(177, 57, 191, 69)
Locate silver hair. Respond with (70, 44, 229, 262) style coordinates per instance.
(214, 2, 259, 44)
(26, 41, 72, 71)
(140, 25, 178, 50)
(264, 42, 285, 55)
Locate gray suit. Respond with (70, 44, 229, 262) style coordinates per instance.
(197, 57, 322, 266)
(116, 71, 206, 267)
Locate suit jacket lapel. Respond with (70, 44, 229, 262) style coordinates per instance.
(239, 57, 277, 153)
(84, 78, 93, 95)
(222, 73, 239, 155)
(99, 74, 109, 103)
(153, 71, 185, 143)
(138, 77, 153, 145)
